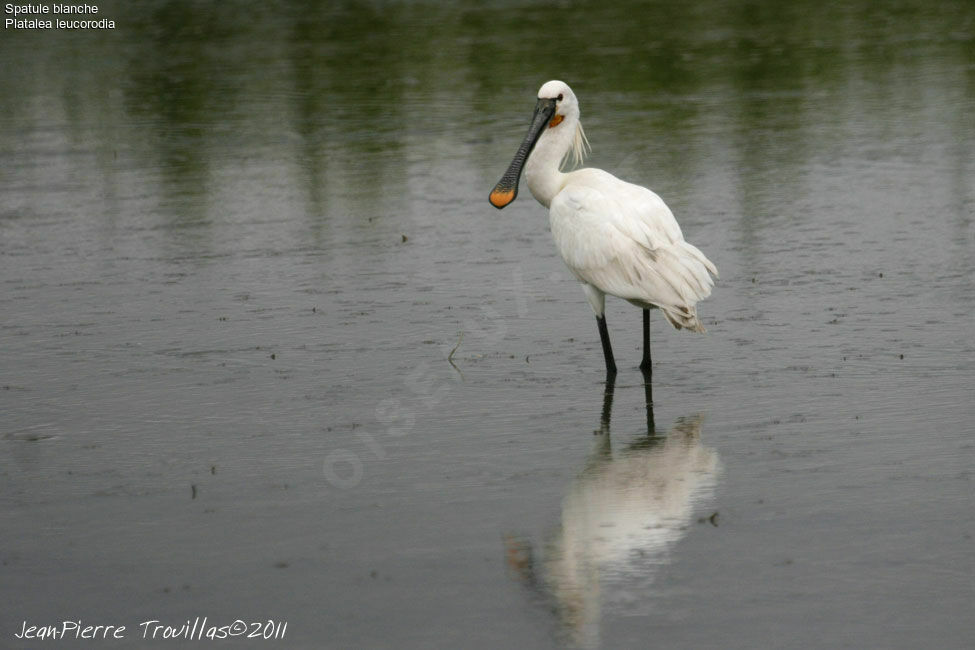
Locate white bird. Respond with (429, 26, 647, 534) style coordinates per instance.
(489, 80, 718, 375)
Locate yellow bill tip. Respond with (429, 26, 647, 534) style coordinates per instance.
(489, 187, 515, 209)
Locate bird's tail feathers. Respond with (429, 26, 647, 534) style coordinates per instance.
(661, 304, 707, 333)
(646, 243, 716, 332)
(678, 240, 719, 281)
(608, 237, 718, 333)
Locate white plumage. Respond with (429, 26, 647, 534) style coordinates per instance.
(490, 80, 717, 371)
(548, 170, 717, 331)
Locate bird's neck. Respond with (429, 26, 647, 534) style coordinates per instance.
(524, 119, 575, 208)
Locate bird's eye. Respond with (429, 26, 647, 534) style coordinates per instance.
(557, 93, 564, 101)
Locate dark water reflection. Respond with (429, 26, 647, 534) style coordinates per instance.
(1, 0, 973, 648)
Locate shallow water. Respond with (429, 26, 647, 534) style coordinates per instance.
(2, 0, 973, 647)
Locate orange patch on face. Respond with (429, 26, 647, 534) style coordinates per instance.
(489, 187, 515, 208)
(549, 114, 564, 128)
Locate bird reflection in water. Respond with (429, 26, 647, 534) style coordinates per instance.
(505, 373, 720, 648)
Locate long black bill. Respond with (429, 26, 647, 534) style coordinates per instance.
(488, 97, 557, 209)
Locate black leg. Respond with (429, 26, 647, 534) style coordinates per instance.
(640, 308, 652, 372)
(641, 366, 656, 434)
(596, 315, 617, 376)
(600, 371, 616, 433)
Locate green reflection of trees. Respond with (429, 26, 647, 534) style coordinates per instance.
(284, 0, 411, 236)
(0, 0, 970, 257)
(121, 0, 245, 238)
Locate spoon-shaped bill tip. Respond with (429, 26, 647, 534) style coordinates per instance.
(489, 186, 516, 209)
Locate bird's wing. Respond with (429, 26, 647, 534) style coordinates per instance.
(565, 168, 686, 248)
(550, 181, 716, 329)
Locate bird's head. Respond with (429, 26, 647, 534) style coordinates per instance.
(489, 80, 586, 209)
(537, 80, 579, 127)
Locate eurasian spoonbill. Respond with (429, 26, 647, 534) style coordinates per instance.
(489, 80, 718, 375)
